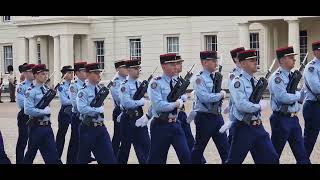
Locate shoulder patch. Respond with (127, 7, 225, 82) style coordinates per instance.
(25, 91, 30, 98)
(308, 66, 315, 72)
(58, 86, 63, 92)
(70, 86, 76, 93)
(78, 91, 84, 98)
(121, 86, 126, 92)
(196, 78, 202, 85)
(151, 82, 157, 89)
(17, 87, 21, 93)
(275, 76, 282, 84)
(234, 81, 241, 88)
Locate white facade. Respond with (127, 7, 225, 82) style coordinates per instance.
(0, 16, 319, 88)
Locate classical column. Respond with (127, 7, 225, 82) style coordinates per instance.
(59, 34, 74, 67)
(286, 18, 300, 68)
(238, 22, 250, 49)
(39, 36, 48, 66)
(28, 36, 38, 64)
(17, 37, 29, 66)
(53, 35, 60, 86)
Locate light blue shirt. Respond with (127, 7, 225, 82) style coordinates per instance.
(120, 77, 144, 109)
(147, 73, 178, 118)
(16, 79, 33, 110)
(304, 58, 320, 101)
(24, 82, 50, 119)
(193, 69, 223, 113)
(69, 77, 86, 113)
(58, 80, 72, 106)
(229, 70, 261, 121)
(228, 66, 242, 121)
(268, 67, 300, 112)
(110, 72, 127, 107)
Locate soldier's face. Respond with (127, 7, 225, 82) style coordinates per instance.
(162, 63, 177, 77)
(35, 71, 48, 83)
(129, 67, 140, 79)
(176, 62, 183, 74)
(241, 58, 258, 73)
(88, 71, 101, 84)
(202, 59, 217, 72)
(314, 50, 320, 59)
(118, 67, 129, 76)
(76, 70, 87, 80)
(281, 56, 296, 70)
(25, 71, 34, 80)
(64, 71, 74, 81)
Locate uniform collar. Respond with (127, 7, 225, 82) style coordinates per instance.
(128, 76, 137, 83)
(63, 79, 71, 85)
(76, 77, 85, 85)
(279, 66, 290, 77)
(87, 82, 97, 90)
(34, 82, 44, 88)
(313, 57, 320, 62)
(202, 69, 214, 77)
(241, 69, 254, 81)
(162, 73, 173, 83)
(235, 66, 242, 73)
(116, 72, 127, 80)
(24, 79, 33, 84)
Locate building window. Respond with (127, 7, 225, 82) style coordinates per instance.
(205, 35, 217, 51)
(37, 44, 41, 64)
(300, 30, 308, 63)
(3, 45, 13, 73)
(167, 37, 179, 54)
(129, 38, 141, 60)
(250, 32, 260, 66)
(2, 16, 11, 22)
(95, 41, 104, 69)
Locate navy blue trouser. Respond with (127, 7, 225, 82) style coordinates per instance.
(303, 100, 320, 158)
(66, 112, 81, 164)
(56, 105, 72, 161)
(178, 111, 206, 164)
(16, 109, 29, 164)
(226, 121, 279, 164)
(0, 131, 11, 164)
(112, 106, 122, 157)
(191, 112, 230, 164)
(148, 119, 191, 164)
(78, 122, 117, 164)
(117, 113, 150, 164)
(270, 113, 310, 164)
(23, 123, 61, 164)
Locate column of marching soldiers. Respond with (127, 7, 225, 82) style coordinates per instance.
(1, 41, 320, 164)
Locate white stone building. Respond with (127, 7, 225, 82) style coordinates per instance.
(0, 16, 319, 89)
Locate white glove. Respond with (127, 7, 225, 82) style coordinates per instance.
(96, 106, 104, 114)
(116, 112, 123, 123)
(298, 88, 306, 103)
(137, 98, 145, 106)
(135, 115, 149, 127)
(220, 90, 227, 99)
(147, 117, 154, 137)
(223, 106, 230, 114)
(219, 120, 233, 134)
(259, 99, 268, 111)
(42, 106, 51, 115)
(180, 94, 188, 102)
(187, 110, 196, 124)
(176, 99, 184, 109)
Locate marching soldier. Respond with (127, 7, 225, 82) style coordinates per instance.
(68, 61, 89, 164)
(0, 131, 11, 164)
(191, 51, 229, 164)
(147, 53, 191, 164)
(110, 59, 128, 156)
(7, 65, 16, 102)
(226, 50, 279, 164)
(16, 63, 35, 164)
(19, 63, 28, 83)
(117, 59, 150, 164)
(56, 65, 74, 162)
(76, 63, 116, 164)
(23, 64, 61, 164)
(269, 46, 310, 164)
(219, 47, 246, 143)
(303, 41, 320, 158)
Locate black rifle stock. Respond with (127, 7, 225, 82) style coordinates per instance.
(280, 52, 309, 113)
(90, 81, 113, 108)
(212, 65, 223, 115)
(133, 67, 158, 100)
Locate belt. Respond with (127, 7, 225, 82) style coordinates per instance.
(83, 121, 105, 127)
(153, 117, 177, 125)
(125, 107, 143, 119)
(27, 118, 50, 126)
(240, 119, 262, 126)
(274, 111, 298, 118)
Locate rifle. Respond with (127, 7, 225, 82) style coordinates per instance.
(158, 64, 195, 120)
(242, 58, 277, 125)
(133, 67, 158, 100)
(90, 80, 113, 108)
(279, 52, 309, 113)
(212, 65, 223, 115)
(35, 72, 65, 109)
